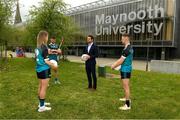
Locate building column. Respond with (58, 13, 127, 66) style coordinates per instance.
(76, 47, 79, 56)
(161, 48, 166, 60)
(153, 48, 157, 59)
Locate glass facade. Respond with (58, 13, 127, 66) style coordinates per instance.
(66, 0, 177, 59)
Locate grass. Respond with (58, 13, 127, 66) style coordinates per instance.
(0, 58, 180, 119)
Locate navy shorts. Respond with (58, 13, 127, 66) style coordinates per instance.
(37, 69, 51, 79)
(120, 72, 131, 79)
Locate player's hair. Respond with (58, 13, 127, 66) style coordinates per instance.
(50, 36, 56, 39)
(37, 30, 48, 48)
(87, 35, 94, 41)
(122, 33, 130, 37)
(122, 33, 131, 41)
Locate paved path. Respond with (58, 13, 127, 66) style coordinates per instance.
(11, 52, 148, 71)
(67, 56, 148, 71)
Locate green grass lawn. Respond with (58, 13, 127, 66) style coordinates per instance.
(0, 58, 180, 119)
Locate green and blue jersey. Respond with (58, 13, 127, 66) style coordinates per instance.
(35, 44, 50, 72)
(48, 43, 59, 61)
(120, 44, 134, 73)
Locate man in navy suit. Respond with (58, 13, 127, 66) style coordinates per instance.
(83, 35, 98, 90)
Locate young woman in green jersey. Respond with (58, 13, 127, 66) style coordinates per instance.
(35, 30, 55, 112)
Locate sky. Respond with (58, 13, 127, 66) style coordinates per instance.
(18, 0, 97, 21)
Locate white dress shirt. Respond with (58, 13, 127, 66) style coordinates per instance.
(88, 42, 93, 53)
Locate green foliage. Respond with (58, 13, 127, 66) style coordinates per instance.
(26, 0, 80, 46)
(0, 0, 13, 25)
(0, 25, 29, 48)
(0, 0, 14, 44)
(8, 27, 29, 46)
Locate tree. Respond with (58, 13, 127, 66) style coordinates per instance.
(0, 0, 14, 59)
(26, 0, 82, 60)
(27, 0, 80, 47)
(0, 0, 14, 44)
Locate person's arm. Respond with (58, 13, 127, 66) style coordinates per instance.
(87, 45, 98, 59)
(50, 49, 62, 55)
(44, 58, 58, 70)
(111, 46, 131, 70)
(48, 49, 52, 54)
(57, 49, 62, 54)
(48, 44, 55, 55)
(91, 45, 98, 59)
(48, 49, 58, 55)
(42, 46, 48, 59)
(111, 57, 125, 69)
(44, 59, 53, 66)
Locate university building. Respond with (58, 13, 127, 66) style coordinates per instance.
(66, 0, 180, 60)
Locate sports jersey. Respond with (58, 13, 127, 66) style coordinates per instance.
(35, 44, 50, 72)
(120, 44, 134, 72)
(48, 43, 59, 61)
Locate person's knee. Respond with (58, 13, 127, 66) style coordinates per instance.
(122, 81, 129, 89)
(41, 79, 49, 87)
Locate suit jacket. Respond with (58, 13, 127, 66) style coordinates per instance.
(83, 43, 98, 65)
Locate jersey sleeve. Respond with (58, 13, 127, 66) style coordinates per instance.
(41, 45, 48, 59)
(57, 44, 60, 49)
(121, 45, 131, 58)
(48, 44, 52, 49)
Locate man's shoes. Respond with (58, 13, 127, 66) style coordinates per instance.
(87, 87, 92, 90)
(91, 88, 96, 91)
(87, 88, 96, 91)
(38, 106, 51, 112)
(119, 104, 131, 110)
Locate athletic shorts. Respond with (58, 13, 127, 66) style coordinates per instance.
(37, 69, 51, 79)
(120, 72, 131, 79)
